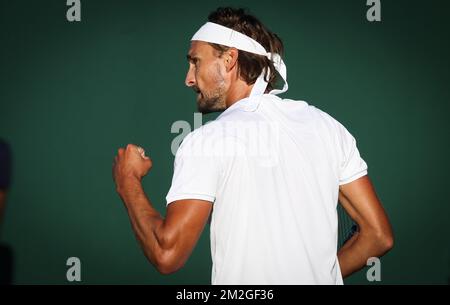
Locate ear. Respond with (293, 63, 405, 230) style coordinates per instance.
(224, 48, 239, 72)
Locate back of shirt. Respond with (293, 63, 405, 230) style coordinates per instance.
(166, 94, 368, 284)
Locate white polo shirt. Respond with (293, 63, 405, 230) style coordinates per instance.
(166, 94, 368, 285)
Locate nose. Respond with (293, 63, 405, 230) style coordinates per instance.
(185, 66, 196, 88)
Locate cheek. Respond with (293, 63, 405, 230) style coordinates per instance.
(196, 60, 224, 89)
(205, 63, 224, 84)
(195, 66, 212, 88)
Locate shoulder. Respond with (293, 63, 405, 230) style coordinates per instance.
(277, 98, 357, 145)
(301, 102, 349, 134)
(182, 120, 222, 144)
(177, 121, 225, 158)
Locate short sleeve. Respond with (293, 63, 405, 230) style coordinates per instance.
(165, 129, 221, 205)
(337, 123, 368, 185)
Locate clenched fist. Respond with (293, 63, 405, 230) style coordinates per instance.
(113, 144, 152, 193)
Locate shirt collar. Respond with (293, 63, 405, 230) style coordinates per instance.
(218, 93, 279, 119)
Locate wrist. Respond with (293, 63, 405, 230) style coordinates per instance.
(116, 176, 143, 202)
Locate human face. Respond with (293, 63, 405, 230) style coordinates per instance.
(185, 41, 228, 114)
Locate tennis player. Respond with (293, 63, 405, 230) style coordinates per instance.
(113, 7, 394, 284)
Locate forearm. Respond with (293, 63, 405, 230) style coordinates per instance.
(116, 179, 168, 271)
(337, 229, 392, 278)
(337, 180, 394, 278)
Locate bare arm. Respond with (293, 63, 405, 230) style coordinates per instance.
(113, 144, 212, 274)
(337, 175, 394, 278)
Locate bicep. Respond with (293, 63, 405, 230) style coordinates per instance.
(339, 175, 392, 235)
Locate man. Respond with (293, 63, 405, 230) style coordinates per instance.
(113, 7, 393, 284)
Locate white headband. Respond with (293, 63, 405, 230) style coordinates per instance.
(191, 22, 288, 97)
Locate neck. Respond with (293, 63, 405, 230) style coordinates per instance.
(225, 79, 254, 108)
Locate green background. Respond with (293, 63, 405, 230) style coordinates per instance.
(0, 0, 449, 284)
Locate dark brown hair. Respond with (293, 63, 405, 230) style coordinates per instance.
(208, 7, 284, 92)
